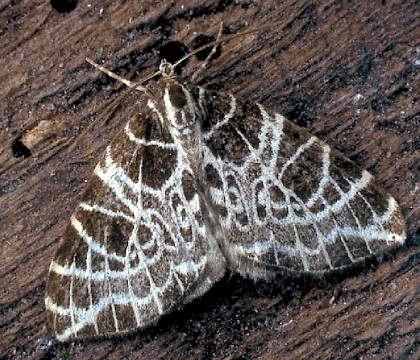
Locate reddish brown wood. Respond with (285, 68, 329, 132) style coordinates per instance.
(0, 1, 418, 359)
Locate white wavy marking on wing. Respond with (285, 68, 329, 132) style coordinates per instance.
(94, 149, 138, 215)
(278, 136, 317, 178)
(203, 94, 237, 140)
(269, 170, 373, 226)
(45, 292, 153, 341)
(328, 174, 373, 253)
(80, 202, 135, 223)
(49, 253, 207, 282)
(46, 253, 208, 341)
(125, 121, 177, 149)
(69, 215, 126, 263)
(304, 145, 331, 209)
(236, 183, 404, 259)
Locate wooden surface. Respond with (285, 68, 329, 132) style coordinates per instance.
(0, 1, 418, 359)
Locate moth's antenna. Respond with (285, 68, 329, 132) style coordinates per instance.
(73, 21, 282, 154)
(67, 60, 159, 153)
(191, 22, 224, 81)
(85, 58, 156, 98)
(173, 21, 284, 70)
(86, 21, 283, 91)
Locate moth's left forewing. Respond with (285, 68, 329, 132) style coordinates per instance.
(199, 88, 406, 277)
(45, 104, 224, 342)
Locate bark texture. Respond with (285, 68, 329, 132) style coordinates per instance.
(0, 1, 418, 359)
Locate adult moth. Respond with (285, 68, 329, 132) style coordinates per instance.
(45, 26, 406, 342)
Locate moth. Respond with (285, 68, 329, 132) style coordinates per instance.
(45, 27, 406, 342)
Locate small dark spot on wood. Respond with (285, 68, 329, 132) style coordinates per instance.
(327, 61, 351, 90)
(369, 97, 390, 113)
(50, 0, 77, 14)
(159, 41, 189, 74)
(154, 16, 174, 37)
(11, 137, 31, 158)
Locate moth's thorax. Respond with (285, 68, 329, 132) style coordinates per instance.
(156, 78, 203, 150)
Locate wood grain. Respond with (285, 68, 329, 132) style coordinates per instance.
(0, 1, 418, 359)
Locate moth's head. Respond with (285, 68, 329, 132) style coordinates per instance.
(159, 59, 179, 82)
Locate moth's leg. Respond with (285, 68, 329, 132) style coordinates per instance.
(223, 243, 281, 282)
(191, 22, 224, 81)
(183, 246, 227, 304)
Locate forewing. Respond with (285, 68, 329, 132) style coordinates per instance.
(200, 89, 406, 276)
(45, 105, 220, 342)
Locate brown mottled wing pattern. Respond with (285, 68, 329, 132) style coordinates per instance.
(200, 89, 406, 276)
(45, 101, 225, 342)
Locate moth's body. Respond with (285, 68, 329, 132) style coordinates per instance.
(45, 66, 406, 342)
(148, 76, 240, 291)
(157, 79, 204, 158)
